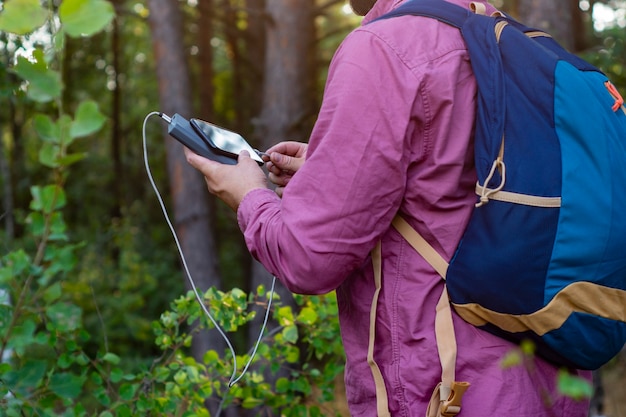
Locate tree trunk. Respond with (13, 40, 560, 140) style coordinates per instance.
(147, 0, 225, 400)
(244, 0, 266, 136)
(255, 0, 316, 147)
(243, 1, 317, 415)
(0, 126, 13, 244)
(516, 0, 579, 51)
(110, 0, 123, 223)
(198, 0, 215, 122)
(252, 0, 318, 311)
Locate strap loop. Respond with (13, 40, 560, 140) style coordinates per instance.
(469, 1, 486, 15)
(476, 157, 506, 207)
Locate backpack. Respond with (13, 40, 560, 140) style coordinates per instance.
(366, 1, 626, 416)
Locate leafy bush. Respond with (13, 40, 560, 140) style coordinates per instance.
(0, 1, 346, 415)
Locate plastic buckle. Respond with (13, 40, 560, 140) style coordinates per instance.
(440, 381, 470, 417)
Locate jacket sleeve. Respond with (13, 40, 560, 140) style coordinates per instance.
(237, 27, 422, 294)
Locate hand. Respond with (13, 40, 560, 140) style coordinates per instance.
(185, 148, 268, 211)
(264, 141, 308, 197)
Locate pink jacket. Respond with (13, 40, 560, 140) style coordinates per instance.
(238, 0, 591, 415)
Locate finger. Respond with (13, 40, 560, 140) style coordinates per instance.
(275, 186, 285, 198)
(270, 152, 301, 173)
(268, 171, 291, 187)
(265, 141, 303, 156)
(267, 162, 289, 176)
(186, 149, 218, 176)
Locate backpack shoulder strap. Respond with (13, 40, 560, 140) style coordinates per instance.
(369, 216, 469, 417)
(392, 216, 449, 278)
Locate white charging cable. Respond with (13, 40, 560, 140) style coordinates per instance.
(142, 111, 276, 396)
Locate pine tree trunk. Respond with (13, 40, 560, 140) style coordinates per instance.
(516, 0, 579, 51)
(147, 0, 225, 405)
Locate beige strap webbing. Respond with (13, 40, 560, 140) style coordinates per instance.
(392, 215, 471, 417)
(369, 241, 392, 417)
(392, 216, 448, 279)
(475, 184, 561, 207)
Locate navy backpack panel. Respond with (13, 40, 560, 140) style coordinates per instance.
(378, 0, 626, 370)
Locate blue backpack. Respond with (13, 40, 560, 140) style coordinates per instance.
(366, 2, 626, 415)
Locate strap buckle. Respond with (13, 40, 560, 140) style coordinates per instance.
(427, 381, 470, 417)
(440, 381, 470, 417)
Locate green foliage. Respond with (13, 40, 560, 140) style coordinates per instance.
(1, 5, 345, 416)
(148, 288, 345, 416)
(13, 50, 63, 104)
(584, 26, 626, 92)
(59, 0, 115, 38)
(0, 0, 48, 35)
(500, 340, 593, 405)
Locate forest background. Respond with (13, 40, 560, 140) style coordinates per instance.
(0, 0, 625, 416)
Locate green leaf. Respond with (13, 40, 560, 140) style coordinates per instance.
(49, 372, 85, 399)
(57, 152, 87, 166)
(519, 339, 536, 356)
(0, 305, 12, 332)
(7, 319, 38, 353)
(39, 142, 60, 168)
(43, 282, 63, 303)
(69, 100, 106, 139)
(12, 51, 62, 102)
(275, 377, 290, 393)
(101, 352, 121, 365)
(25, 212, 45, 236)
(285, 345, 300, 364)
(0, 250, 32, 283)
(203, 349, 219, 364)
(0, 0, 48, 35)
(242, 397, 263, 409)
(500, 350, 522, 369)
(174, 369, 187, 384)
(309, 406, 322, 417)
(33, 114, 61, 143)
(2, 359, 47, 393)
(30, 185, 66, 213)
(42, 244, 79, 279)
(75, 352, 90, 366)
(282, 325, 299, 344)
(293, 376, 311, 395)
(276, 306, 294, 326)
(119, 383, 138, 401)
(59, 0, 114, 37)
(109, 367, 124, 383)
(296, 307, 318, 325)
(557, 370, 593, 400)
(57, 353, 73, 369)
(116, 405, 133, 417)
(45, 302, 82, 332)
(48, 212, 68, 240)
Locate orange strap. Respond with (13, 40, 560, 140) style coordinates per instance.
(605, 80, 625, 113)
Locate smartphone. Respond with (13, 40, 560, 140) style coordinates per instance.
(164, 113, 264, 165)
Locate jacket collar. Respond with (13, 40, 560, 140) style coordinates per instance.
(362, 0, 497, 24)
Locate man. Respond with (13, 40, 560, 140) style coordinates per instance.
(186, 0, 591, 415)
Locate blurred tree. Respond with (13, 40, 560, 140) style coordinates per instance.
(502, 0, 588, 51)
(147, 0, 225, 380)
